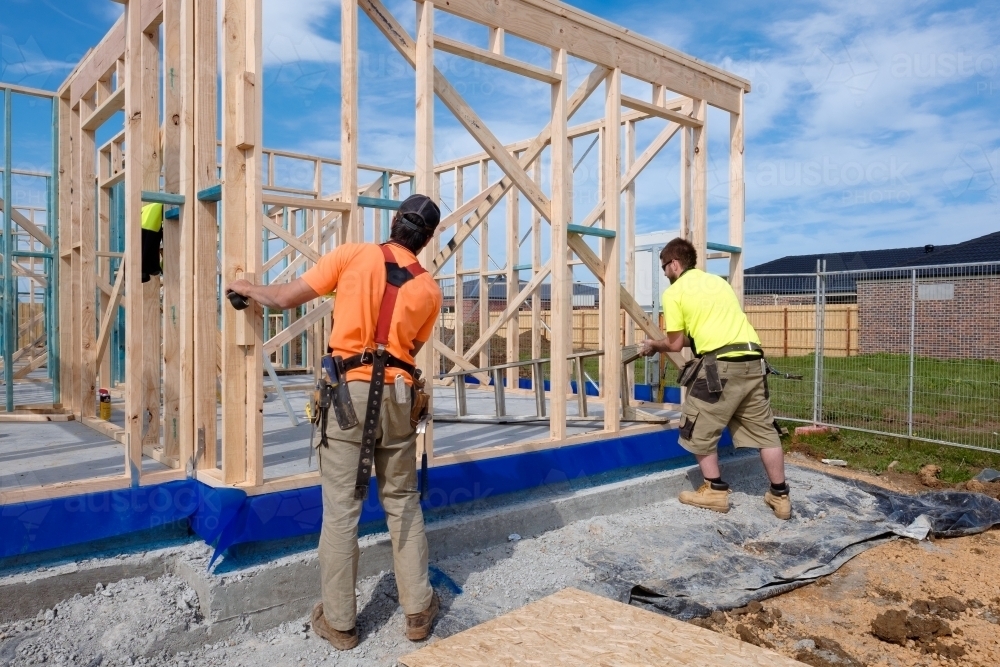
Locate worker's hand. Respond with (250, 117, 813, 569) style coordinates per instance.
(639, 339, 658, 357)
(226, 279, 254, 297)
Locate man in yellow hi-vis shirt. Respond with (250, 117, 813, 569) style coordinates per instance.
(640, 238, 790, 519)
(140, 203, 163, 283)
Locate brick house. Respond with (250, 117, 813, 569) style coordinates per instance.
(744, 230, 1000, 360)
(856, 232, 1000, 360)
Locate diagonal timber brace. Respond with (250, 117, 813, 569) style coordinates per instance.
(430, 64, 610, 275)
(360, 0, 607, 260)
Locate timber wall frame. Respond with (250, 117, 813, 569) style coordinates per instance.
(0, 83, 60, 417)
(6, 0, 749, 504)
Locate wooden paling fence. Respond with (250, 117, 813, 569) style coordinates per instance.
(746, 304, 859, 357)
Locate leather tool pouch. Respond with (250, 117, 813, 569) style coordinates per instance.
(676, 357, 703, 388)
(410, 372, 430, 428)
(324, 355, 360, 430)
(702, 355, 724, 394)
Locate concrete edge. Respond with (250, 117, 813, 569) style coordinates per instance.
(0, 549, 180, 624)
(173, 454, 764, 632)
(1, 454, 765, 634)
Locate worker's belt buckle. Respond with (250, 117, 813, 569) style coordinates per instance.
(359, 348, 375, 366)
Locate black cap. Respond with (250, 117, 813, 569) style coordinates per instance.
(396, 194, 440, 232)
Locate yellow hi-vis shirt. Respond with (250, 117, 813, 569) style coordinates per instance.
(141, 203, 163, 232)
(661, 268, 762, 359)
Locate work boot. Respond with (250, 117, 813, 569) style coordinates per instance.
(405, 592, 440, 642)
(764, 489, 792, 520)
(678, 482, 730, 513)
(311, 602, 359, 650)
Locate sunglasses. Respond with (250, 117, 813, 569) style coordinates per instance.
(661, 258, 674, 271)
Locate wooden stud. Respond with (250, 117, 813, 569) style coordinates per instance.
(176, 0, 196, 471)
(505, 154, 520, 393)
(624, 118, 635, 396)
(530, 159, 542, 384)
(453, 167, 464, 360)
(193, 0, 218, 470)
(162, 0, 182, 460)
(341, 0, 359, 243)
(601, 69, 621, 431)
(141, 22, 162, 452)
(549, 47, 569, 441)
(67, 102, 82, 417)
(680, 124, 691, 242)
(96, 118, 113, 390)
(478, 159, 489, 370)
(80, 94, 99, 419)
(488, 26, 504, 55)
(691, 98, 707, 268)
(220, 0, 249, 480)
(57, 94, 72, 410)
(415, 0, 435, 460)
(729, 90, 745, 304)
(123, 0, 146, 476)
(244, 0, 264, 486)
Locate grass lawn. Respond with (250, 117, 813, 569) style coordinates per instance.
(754, 353, 1000, 452)
(781, 422, 1000, 484)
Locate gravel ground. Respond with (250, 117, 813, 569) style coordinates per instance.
(0, 463, 987, 666)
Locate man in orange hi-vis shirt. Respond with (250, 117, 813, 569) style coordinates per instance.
(226, 194, 442, 650)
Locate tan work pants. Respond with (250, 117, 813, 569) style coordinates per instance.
(678, 359, 782, 456)
(318, 380, 433, 631)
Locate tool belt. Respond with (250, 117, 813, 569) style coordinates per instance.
(676, 342, 764, 394)
(340, 350, 416, 378)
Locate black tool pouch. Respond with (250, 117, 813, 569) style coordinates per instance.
(330, 356, 360, 430)
(323, 355, 359, 430)
(409, 372, 430, 428)
(703, 355, 724, 394)
(676, 357, 703, 388)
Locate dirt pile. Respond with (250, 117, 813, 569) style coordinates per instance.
(689, 598, 864, 667)
(686, 457, 1000, 667)
(918, 464, 943, 487)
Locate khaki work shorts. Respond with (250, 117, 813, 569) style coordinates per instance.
(678, 358, 782, 456)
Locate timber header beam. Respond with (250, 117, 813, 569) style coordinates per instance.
(430, 0, 749, 113)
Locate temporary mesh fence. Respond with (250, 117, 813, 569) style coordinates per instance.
(745, 261, 1000, 453)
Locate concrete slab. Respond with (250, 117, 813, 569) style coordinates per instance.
(0, 420, 171, 493)
(0, 373, 679, 487)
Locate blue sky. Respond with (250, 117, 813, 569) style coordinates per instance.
(1, 0, 998, 270)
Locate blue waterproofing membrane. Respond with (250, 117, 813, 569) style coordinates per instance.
(1, 424, 721, 564)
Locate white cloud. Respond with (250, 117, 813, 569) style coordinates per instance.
(262, 0, 340, 66)
(0, 34, 73, 89)
(698, 1, 1000, 266)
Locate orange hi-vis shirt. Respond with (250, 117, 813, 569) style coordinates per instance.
(301, 242, 442, 385)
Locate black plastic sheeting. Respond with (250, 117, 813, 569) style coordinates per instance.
(580, 472, 1000, 620)
(863, 485, 1000, 537)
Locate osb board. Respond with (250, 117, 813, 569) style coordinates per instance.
(399, 588, 808, 667)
